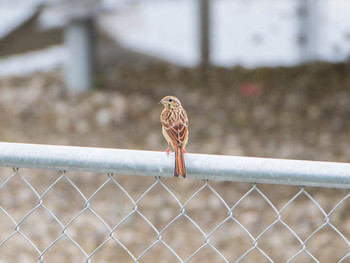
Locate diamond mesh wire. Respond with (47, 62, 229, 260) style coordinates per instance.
(1, 167, 350, 262)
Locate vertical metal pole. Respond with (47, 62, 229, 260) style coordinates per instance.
(199, 0, 210, 69)
(64, 17, 96, 94)
(297, 0, 319, 63)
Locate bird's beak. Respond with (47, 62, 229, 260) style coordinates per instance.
(159, 99, 164, 105)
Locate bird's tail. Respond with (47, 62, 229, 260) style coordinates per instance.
(175, 146, 186, 178)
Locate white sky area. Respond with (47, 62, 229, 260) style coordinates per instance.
(0, 0, 350, 76)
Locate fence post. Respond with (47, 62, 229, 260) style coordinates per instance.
(199, 0, 211, 70)
(61, 0, 98, 94)
(64, 16, 96, 94)
(297, 0, 319, 63)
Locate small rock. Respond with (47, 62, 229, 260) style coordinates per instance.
(96, 108, 112, 127)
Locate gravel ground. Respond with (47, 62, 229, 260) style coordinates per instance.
(1, 62, 350, 262)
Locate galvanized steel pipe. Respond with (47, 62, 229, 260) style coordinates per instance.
(0, 142, 350, 188)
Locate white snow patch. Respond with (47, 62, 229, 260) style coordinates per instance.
(0, 46, 66, 77)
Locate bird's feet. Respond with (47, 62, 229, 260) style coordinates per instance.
(165, 146, 171, 155)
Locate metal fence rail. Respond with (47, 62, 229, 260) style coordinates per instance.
(2, 142, 350, 188)
(1, 142, 350, 262)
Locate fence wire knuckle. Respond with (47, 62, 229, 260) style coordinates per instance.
(1, 144, 350, 262)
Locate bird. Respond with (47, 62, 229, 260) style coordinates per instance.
(160, 95, 189, 178)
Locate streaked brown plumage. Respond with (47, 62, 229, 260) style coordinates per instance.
(160, 96, 189, 178)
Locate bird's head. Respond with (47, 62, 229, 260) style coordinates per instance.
(159, 96, 182, 109)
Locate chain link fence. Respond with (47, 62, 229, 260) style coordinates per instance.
(1, 142, 350, 262)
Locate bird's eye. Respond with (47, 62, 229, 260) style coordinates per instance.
(168, 99, 173, 102)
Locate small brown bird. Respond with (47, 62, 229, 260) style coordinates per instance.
(160, 96, 189, 178)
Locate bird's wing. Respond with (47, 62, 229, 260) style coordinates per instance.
(161, 111, 188, 148)
(165, 122, 188, 148)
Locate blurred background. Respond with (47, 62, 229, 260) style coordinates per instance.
(0, 0, 350, 159)
(1, 0, 350, 262)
